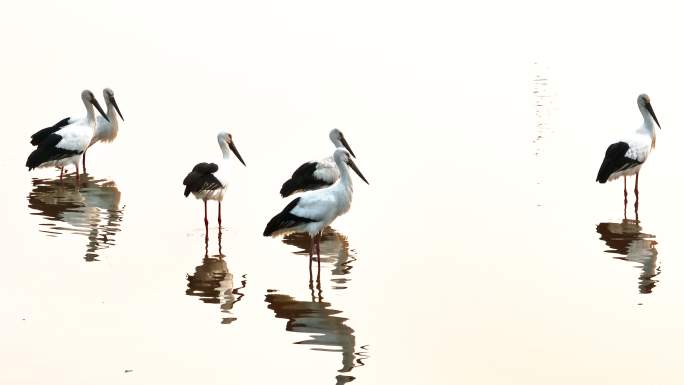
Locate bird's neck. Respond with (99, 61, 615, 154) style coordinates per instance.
(106, 102, 119, 129)
(335, 158, 354, 193)
(219, 144, 231, 161)
(84, 103, 97, 129)
(639, 108, 657, 138)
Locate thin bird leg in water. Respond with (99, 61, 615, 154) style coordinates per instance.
(635, 172, 640, 196)
(203, 200, 209, 231)
(82, 151, 87, 174)
(308, 235, 315, 284)
(59, 167, 64, 181)
(75, 163, 80, 184)
(623, 176, 628, 205)
(634, 172, 640, 217)
(315, 232, 321, 280)
(218, 202, 222, 227)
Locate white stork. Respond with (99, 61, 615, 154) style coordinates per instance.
(27, 90, 109, 183)
(264, 148, 368, 270)
(280, 128, 357, 197)
(183, 131, 246, 231)
(596, 94, 661, 204)
(82, 88, 124, 173)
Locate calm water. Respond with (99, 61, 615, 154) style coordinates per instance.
(4, 1, 684, 384)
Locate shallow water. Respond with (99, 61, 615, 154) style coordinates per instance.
(4, 1, 684, 384)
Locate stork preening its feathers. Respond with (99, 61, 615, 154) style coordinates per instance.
(26, 90, 109, 183)
(280, 129, 357, 197)
(596, 93, 661, 208)
(183, 131, 246, 231)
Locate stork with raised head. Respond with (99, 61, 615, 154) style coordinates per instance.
(596, 94, 661, 206)
(183, 131, 246, 232)
(280, 129, 357, 197)
(26, 90, 109, 183)
(264, 148, 369, 271)
(82, 88, 124, 173)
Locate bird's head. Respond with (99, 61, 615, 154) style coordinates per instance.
(81, 89, 109, 122)
(103, 88, 124, 121)
(217, 131, 246, 166)
(638, 93, 660, 129)
(329, 128, 356, 158)
(334, 148, 368, 184)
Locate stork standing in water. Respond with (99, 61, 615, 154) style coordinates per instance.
(264, 148, 368, 273)
(183, 131, 246, 233)
(27, 90, 109, 183)
(280, 129, 357, 197)
(83, 88, 124, 173)
(596, 94, 661, 209)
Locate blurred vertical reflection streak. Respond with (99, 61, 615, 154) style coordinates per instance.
(596, 219, 660, 294)
(268, 227, 367, 384)
(186, 231, 246, 324)
(27, 176, 124, 261)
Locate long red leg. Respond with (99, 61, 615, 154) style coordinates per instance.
(75, 163, 80, 185)
(59, 167, 64, 182)
(315, 233, 321, 280)
(82, 151, 87, 174)
(218, 201, 222, 227)
(623, 176, 628, 204)
(634, 172, 640, 217)
(308, 235, 314, 284)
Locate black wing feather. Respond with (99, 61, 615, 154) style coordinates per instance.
(263, 197, 315, 236)
(183, 162, 223, 197)
(26, 133, 80, 170)
(30, 117, 71, 146)
(596, 142, 642, 183)
(280, 161, 333, 197)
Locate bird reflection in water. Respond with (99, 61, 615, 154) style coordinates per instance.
(269, 227, 367, 384)
(596, 219, 659, 294)
(27, 176, 124, 261)
(265, 290, 367, 384)
(282, 227, 356, 290)
(186, 230, 246, 324)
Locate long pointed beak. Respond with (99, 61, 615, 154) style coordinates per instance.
(347, 158, 369, 184)
(110, 97, 124, 121)
(646, 102, 661, 129)
(228, 141, 246, 166)
(340, 135, 356, 158)
(92, 99, 109, 122)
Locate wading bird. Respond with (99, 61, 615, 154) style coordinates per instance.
(83, 88, 124, 173)
(183, 131, 246, 231)
(27, 90, 109, 183)
(264, 148, 368, 272)
(596, 94, 661, 205)
(280, 129, 357, 197)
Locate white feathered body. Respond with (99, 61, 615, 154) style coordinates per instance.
(284, 180, 353, 237)
(312, 156, 341, 184)
(91, 114, 119, 146)
(38, 119, 95, 169)
(607, 130, 653, 181)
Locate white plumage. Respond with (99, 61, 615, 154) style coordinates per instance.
(183, 131, 246, 228)
(264, 148, 369, 264)
(26, 90, 109, 182)
(279, 129, 357, 197)
(596, 93, 661, 196)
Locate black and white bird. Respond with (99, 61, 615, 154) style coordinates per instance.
(183, 131, 246, 230)
(264, 148, 368, 269)
(280, 128, 357, 197)
(83, 88, 124, 173)
(27, 90, 109, 182)
(596, 93, 661, 201)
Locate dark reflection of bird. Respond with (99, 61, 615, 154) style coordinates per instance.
(596, 219, 659, 294)
(265, 290, 366, 385)
(27, 176, 124, 261)
(186, 231, 246, 324)
(282, 227, 356, 289)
